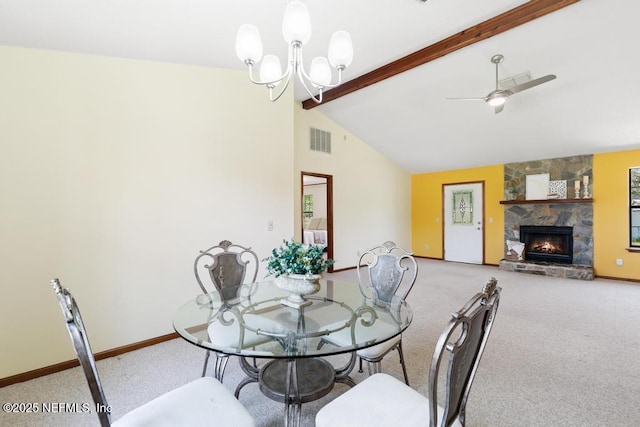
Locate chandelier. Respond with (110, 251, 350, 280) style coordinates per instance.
(235, 0, 353, 103)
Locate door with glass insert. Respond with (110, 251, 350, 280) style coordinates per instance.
(443, 182, 484, 264)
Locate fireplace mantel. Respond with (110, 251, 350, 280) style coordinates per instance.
(500, 198, 593, 205)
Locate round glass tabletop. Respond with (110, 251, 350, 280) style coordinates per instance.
(173, 278, 412, 359)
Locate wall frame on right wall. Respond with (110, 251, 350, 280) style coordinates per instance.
(630, 167, 640, 248)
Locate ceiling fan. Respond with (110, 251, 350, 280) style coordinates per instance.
(447, 54, 556, 114)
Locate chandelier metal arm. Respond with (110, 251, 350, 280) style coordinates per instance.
(268, 72, 293, 102)
(245, 58, 293, 102)
(297, 68, 323, 103)
(295, 45, 346, 103)
(236, 0, 353, 103)
(249, 41, 347, 104)
(290, 43, 324, 103)
(264, 43, 299, 102)
(299, 63, 345, 90)
(245, 61, 291, 88)
(236, 0, 352, 103)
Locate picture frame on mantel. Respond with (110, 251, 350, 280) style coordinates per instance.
(549, 180, 567, 199)
(525, 173, 550, 200)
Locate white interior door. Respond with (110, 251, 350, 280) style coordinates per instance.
(443, 182, 484, 264)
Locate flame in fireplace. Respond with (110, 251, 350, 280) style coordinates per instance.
(531, 240, 563, 254)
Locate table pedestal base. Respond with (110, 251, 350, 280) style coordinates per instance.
(260, 358, 334, 427)
(259, 358, 335, 403)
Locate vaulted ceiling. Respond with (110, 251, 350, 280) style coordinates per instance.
(1, 0, 638, 173)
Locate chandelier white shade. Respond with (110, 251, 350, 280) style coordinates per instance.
(235, 0, 353, 103)
(282, 0, 311, 45)
(235, 24, 263, 63)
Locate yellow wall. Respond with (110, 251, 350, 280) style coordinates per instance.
(411, 165, 504, 264)
(593, 149, 640, 280)
(412, 150, 640, 280)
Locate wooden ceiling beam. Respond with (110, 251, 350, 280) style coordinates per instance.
(302, 0, 581, 110)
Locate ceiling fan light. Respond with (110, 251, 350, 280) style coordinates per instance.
(487, 95, 506, 107)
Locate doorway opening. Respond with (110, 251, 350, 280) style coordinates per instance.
(301, 172, 333, 272)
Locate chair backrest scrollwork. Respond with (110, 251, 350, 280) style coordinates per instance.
(194, 240, 259, 302)
(428, 277, 501, 427)
(356, 241, 418, 304)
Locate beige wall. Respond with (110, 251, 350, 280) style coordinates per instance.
(294, 105, 412, 269)
(0, 46, 295, 378)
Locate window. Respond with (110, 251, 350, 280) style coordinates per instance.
(303, 194, 314, 228)
(630, 168, 640, 247)
(452, 190, 473, 224)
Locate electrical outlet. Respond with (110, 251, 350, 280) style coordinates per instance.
(267, 220, 273, 231)
(616, 259, 623, 266)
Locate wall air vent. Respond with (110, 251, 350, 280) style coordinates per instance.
(310, 127, 331, 154)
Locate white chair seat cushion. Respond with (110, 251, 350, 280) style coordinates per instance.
(113, 377, 255, 427)
(315, 373, 460, 427)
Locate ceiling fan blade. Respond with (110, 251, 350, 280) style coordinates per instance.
(446, 97, 486, 101)
(509, 74, 556, 94)
(447, 56, 555, 113)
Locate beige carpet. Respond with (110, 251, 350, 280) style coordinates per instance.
(2, 259, 639, 426)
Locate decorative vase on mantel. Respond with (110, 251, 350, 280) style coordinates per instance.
(275, 274, 321, 309)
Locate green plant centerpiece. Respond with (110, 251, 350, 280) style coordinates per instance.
(264, 239, 334, 308)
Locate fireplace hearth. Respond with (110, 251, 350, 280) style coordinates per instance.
(519, 225, 573, 264)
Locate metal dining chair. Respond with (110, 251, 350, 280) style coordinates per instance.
(194, 240, 259, 380)
(354, 241, 418, 383)
(50, 278, 255, 427)
(315, 278, 501, 427)
(319, 241, 417, 384)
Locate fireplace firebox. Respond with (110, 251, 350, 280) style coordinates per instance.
(519, 225, 573, 264)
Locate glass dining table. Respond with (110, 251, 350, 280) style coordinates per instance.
(173, 278, 412, 427)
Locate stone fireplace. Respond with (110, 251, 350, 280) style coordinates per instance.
(499, 155, 594, 280)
